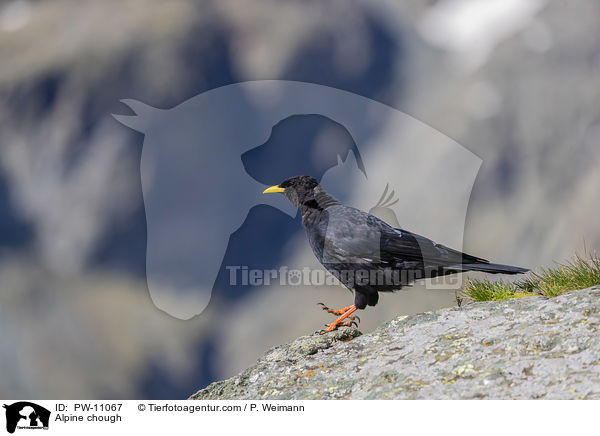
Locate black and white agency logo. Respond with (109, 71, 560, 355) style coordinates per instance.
(3, 402, 50, 434)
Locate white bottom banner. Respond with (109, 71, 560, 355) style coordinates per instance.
(0, 400, 596, 435)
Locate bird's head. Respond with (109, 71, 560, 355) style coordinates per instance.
(263, 175, 320, 210)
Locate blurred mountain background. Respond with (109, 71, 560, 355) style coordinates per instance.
(1, 0, 599, 398)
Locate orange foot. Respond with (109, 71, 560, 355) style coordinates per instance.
(318, 303, 359, 320)
(319, 304, 358, 334)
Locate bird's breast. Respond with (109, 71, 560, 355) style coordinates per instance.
(302, 209, 329, 262)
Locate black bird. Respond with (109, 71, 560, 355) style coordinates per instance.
(263, 175, 528, 333)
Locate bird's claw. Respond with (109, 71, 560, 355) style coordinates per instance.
(319, 320, 356, 334)
(318, 302, 332, 312)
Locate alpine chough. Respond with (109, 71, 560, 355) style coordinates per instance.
(264, 175, 528, 334)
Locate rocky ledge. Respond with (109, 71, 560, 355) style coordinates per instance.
(190, 286, 600, 399)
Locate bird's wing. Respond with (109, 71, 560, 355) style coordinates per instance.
(319, 205, 487, 268)
(316, 208, 384, 264)
(381, 228, 488, 267)
(316, 205, 415, 265)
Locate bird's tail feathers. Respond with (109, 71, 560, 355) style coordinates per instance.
(454, 262, 529, 275)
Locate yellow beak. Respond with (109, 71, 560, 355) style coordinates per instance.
(263, 185, 285, 194)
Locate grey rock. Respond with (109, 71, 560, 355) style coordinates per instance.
(190, 287, 600, 399)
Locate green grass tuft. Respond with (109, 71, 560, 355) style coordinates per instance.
(460, 253, 600, 302)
